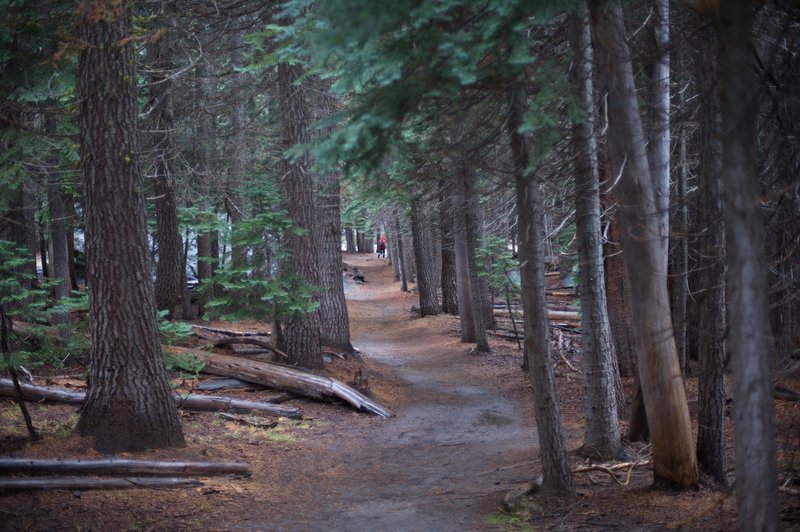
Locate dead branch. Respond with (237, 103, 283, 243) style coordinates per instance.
(0, 378, 301, 419)
(572, 460, 652, 486)
(0, 458, 251, 477)
(217, 412, 278, 428)
(0, 477, 202, 491)
(164, 345, 392, 418)
(212, 337, 288, 358)
(191, 324, 270, 337)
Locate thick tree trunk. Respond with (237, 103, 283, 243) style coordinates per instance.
(76, 0, 184, 452)
(148, 7, 185, 319)
(316, 86, 354, 352)
(44, 112, 70, 343)
(276, 60, 323, 369)
(411, 194, 440, 316)
(590, 0, 697, 488)
(438, 180, 459, 315)
(719, 1, 780, 529)
(692, 21, 727, 484)
(508, 81, 574, 496)
(345, 227, 356, 253)
(452, 173, 478, 343)
(570, 5, 622, 461)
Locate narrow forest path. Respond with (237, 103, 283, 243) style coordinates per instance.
(246, 255, 541, 531)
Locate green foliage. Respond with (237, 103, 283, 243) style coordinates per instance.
(0, 240, 86, 367)
(158, 310, 193, 346)
(476, 235, 519, 296)
(163, 352, 204, 380)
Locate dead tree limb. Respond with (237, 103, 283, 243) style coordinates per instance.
(0, 477, 202, 491)
(212, 337, 288, 358)
(191, 324, 270, 337)
(0, 379, 301, 419)
(0, 458, 251, 477)
(164, 345, 392, 417)
(572, 460, 652, 486)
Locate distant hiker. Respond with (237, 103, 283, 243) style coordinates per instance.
(377, 236, 387, 258)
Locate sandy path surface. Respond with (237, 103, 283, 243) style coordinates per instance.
(248, 255, 540, 531)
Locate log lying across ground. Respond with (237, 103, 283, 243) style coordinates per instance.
(0, 477, 202, 491)
(0, 458, 251, 476)
(164, 345, 392, 418)
(0, 378, 301, 419)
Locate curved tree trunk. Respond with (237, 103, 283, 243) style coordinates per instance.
(276, 59, 323, 369)
(719, 1, 780, 528)
(590, 0, 697, 489)
(76, 0, 184, 452)
(508, 81, 574, 496)
(570, 5, 622, 461)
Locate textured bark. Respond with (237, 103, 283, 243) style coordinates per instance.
(570, 6, 622, 461)
(411, 194, 440, 316)
(603, 207, 636, 378)
(692, 22, 727, 484)
(276, 60, 323, 369)
(438, 180, 459, 315)
(590, 0, 697, 488)
(44, 112, 70, 342)
(315, 86, 353, 352)
(345, 227, 356, 254)
(147, 7, 185, 319)
(451, 173, 478, 343)
(508, 81, 574, 496)
(393, 215, 409, 292)
(194, 59, 216, 296)
(75, 0, 184, 452)
(226, 36, 248, 270)
(719, 1, 780, 529)
(646, 0, 670, 262)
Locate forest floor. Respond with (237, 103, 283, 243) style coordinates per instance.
(1, 254, 799, 530)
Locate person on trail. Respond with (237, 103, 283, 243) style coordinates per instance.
(377, 237, 387, 258)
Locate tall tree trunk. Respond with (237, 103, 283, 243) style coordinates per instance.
(570, 4, 622, 461)
(508, 80, 574, 496)
(316, 85, 354, 352)
(345, 227, 356, 254)
(226, 36, 248, 270)
(719, 1, 780, 528)
(411, 194, 440, 316)
(452, 172, 478, 344)
(44, 111, 70, 343)
(148, 5, 185, 319)
(75, 0, 184, 452)
(693, 20, 727, 484)
(195, 59, 216, 304)
(589, 0, 698, 488)
(276, 60, 323, 369)
(392, 215, 408, 292)
(439, 180, 459, 315)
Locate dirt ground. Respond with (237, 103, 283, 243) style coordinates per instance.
(1, 254, 798, 531)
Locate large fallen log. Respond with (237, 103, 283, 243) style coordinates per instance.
(212, 337, 288, 359)
(0, 477, 202, 491)
(0, 458, 250, 477)
(191, 324, 270, 337)
(164, 345, 392, 418)
(492, 308, 580, 322)
(0, 379, 301, 419)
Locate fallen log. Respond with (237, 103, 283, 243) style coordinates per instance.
(191, 324, 270, 337)
(0, 379, 301, 419)
(212, 337, 288, 359)
(164, 345, 392, 418)
(492, 309, 580, 322)
(0, 458, 251, 477)
(0, 477, 202, 491)
(195, 377, 261, 391)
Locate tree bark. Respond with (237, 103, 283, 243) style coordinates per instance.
(316, 85, 354, 352)
(719, 1, 780, 528)
(570, 4, 622, 461)
(438, 179, 459, 315)
(411, 193, 440, 316)
(276, 60, 323, 369)
(692, 19, 727, 484)
(75, 0, 184, 452)
(589, 0, 697, 488)
(148, 5, 185, 319)
(452, 172, 478, 343)
(392, 215, 409, 292)
(508, 81, 574, 496)
(0, 458, 250, 477)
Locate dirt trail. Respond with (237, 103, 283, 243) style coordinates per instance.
(247, 255, 540, 531)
